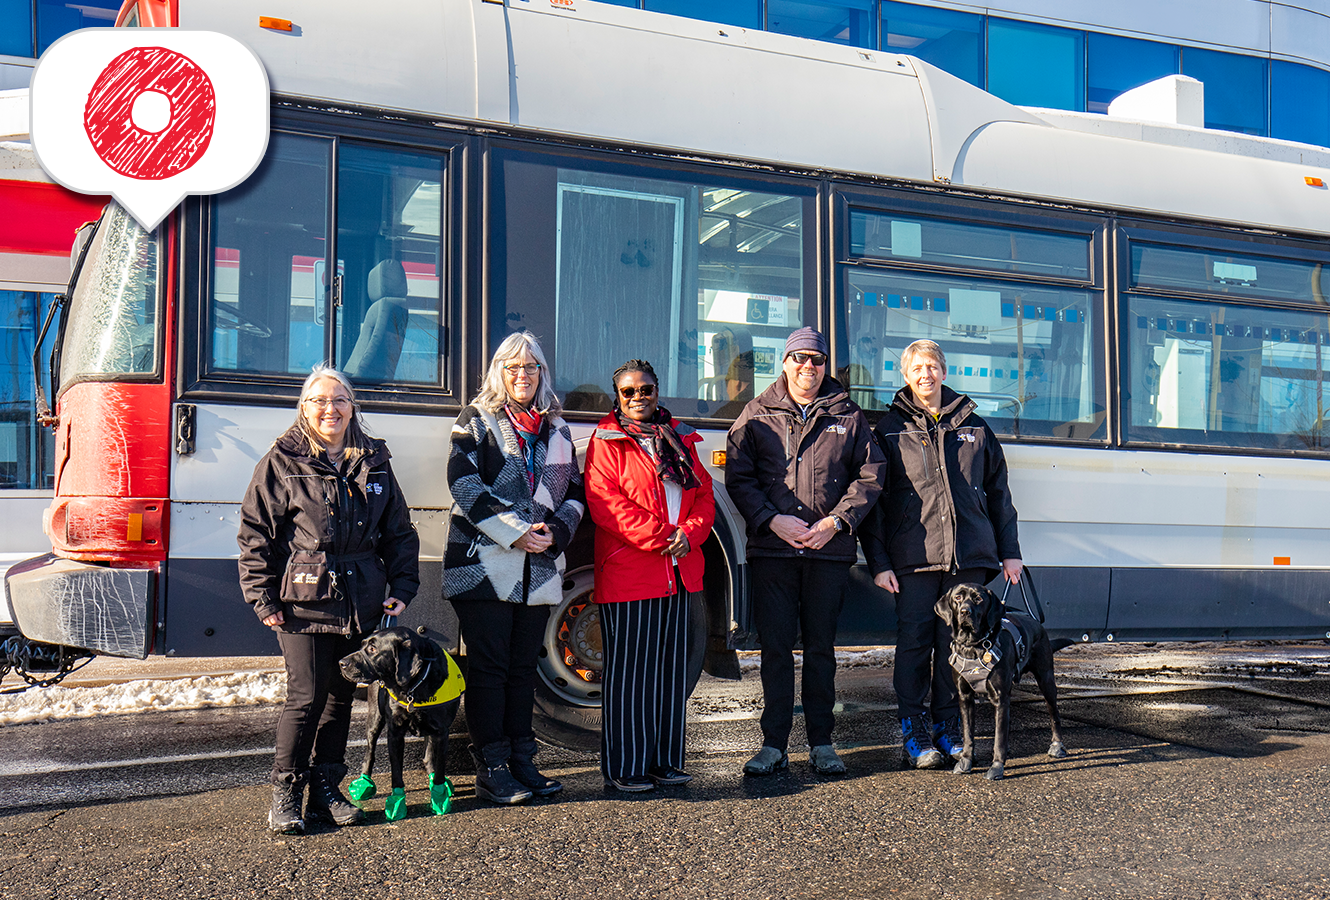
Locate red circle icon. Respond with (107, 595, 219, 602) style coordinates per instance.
(83, 46, 216, 181)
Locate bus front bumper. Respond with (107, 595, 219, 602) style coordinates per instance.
(3, 554, 155, 659)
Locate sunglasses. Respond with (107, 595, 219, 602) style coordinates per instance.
(788, 351, 827, 367)
(618, 384, 657, 400)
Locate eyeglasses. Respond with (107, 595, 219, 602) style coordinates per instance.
(618, 384, 657, 400)
(788, 351, 827, 367)
(305, 397, 352, 409)
(503, 363, 542, 376)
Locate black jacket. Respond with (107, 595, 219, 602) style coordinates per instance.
(725, 373, 885, 562)
(238, 428, 420, 635)
(860, 385, 1020, 578)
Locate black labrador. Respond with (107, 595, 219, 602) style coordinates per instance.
(935, 583, 1071, 780)
(339, 626, 462, 819)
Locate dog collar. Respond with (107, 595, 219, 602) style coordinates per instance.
(386, 651, 465, 709)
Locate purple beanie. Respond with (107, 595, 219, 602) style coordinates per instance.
(784, 326, 829, 357)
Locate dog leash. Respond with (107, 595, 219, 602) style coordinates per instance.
(999, 566, 1045, 624)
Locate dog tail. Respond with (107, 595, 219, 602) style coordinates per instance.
(1050, 637, 1076, 653)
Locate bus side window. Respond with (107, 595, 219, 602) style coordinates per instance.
(489, 149, 815, 419)
(208, 133, 331, 377)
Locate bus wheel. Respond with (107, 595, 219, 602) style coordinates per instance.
(533, 566, 707, 752)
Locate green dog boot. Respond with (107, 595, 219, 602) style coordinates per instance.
(347, 775, 376, 807)
(384, 787, 407, 822)
(429, 775, 454, 816)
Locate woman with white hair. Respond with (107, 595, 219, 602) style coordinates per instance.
(238, 365, 420, 834)
(444, 331, 585, 804)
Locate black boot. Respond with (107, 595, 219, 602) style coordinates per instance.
(509, 735, 563, 797)
(268, 776, 305, 835)
(470, 740, 533, 805)
(307, 763, 366, 827)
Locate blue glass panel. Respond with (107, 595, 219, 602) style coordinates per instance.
(645, 0, 761, 29)
(36, 0, 120, 55)
(1086, 33, 1179, 114)
(1272, 61, 1330, 149)
(881, 1, 982, 87)
(1181, 47, 1267, 136)
(597, 0, 639, 5)
(0, 290, 58, 488)
(769, 0, 873, 48)
(0, 0, 33, 58)
(988, 19, 1085, 111)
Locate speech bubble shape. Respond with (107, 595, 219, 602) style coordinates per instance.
(31, 30, 269, 232)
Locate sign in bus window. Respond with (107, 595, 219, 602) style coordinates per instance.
(842, 267, 1102, 439)
(491, 153, 810, 419)
(1125, 295, 1330, 451)
(849, 209, 1091, 281)
(1131, 242, 1330, 306)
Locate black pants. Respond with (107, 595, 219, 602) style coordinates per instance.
(273, 630, 362, 784)
(751, 557, 852, 752)
(599, 591, 689, 780)
(893, 567, 990, 721)
(453, 599, 551, 749)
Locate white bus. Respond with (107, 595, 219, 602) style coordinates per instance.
(6, 0, 1330, 742)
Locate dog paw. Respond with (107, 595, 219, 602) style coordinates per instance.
(1048, 741, 1067, 759)
(985, 764, 1005, 781)
(951, 760, 972, 774)
(429, 777, 454, 816)
(385, 788, 407, 822)
(348, 775, 377, 806)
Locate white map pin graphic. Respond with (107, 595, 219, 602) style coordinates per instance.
(31, 29, 269, 232)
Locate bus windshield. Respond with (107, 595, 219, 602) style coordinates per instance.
(58, 204, 160, 395)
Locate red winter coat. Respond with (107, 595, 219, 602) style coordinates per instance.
(585, 413, 715, 604)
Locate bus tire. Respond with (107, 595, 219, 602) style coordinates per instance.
(533, 565, 707, 751)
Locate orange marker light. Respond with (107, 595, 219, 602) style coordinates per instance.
(259, 16, 293, 31)
(711, 450, 727, 468)
(127, 513, 143, 542)
(1305, 177, 1324, 187)
(1274, 556, 1292, 566)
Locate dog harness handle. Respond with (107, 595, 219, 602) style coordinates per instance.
(999, 567, 1044, 624)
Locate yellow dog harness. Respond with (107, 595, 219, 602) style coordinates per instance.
(385, 650, 465, 708)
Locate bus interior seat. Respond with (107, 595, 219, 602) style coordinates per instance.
(344, 259, 410, 382)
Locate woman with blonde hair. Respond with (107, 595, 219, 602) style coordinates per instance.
(444, 331, 585, 804)
(239, 365, 419, 834)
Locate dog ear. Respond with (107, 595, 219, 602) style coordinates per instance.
(935, 589, 957, 627)
(981, 585, 1003, 634)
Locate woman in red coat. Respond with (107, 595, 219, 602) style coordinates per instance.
(585, 359, 715, 792)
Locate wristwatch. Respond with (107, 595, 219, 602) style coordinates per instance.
(830, 514, 844, 533)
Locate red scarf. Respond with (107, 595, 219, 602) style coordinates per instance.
(505, 404, 543, 491)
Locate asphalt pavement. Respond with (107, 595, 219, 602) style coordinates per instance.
(2, 642, 1329, 900)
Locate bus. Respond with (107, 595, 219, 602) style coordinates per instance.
(0, 95, 108, 681)
(6, 0, 1330, 744)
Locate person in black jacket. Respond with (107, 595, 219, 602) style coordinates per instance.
(238, 365, 419, 835)
(860, 339, 1022, 770)
(725, 327, 885, 776)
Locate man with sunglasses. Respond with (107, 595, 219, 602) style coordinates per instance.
(725, 327, 885, 776)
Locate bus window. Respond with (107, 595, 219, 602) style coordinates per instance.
(850, 210, 1091, 281)
(842, 267, 1103, 439)
(208, 133, 331, 377)
(0, 290, 58, 488)
(59, 204, 159, 392)
(1131, 243, 1330, 306)
(1124, 296, 1330, 451)
(335, 143, 444, 387)
(490, 150, 814, 418)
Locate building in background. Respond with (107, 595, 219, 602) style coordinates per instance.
(593, 0, 1330, 148)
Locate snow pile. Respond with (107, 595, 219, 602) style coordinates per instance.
(0, 672, 286, 725)
(736, 647, 895, 673)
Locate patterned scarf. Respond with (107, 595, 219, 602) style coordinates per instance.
(505, 403, 543, 492)
(614, 406, 700, 490)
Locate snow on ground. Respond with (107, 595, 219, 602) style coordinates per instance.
(0, 673, 286, 725)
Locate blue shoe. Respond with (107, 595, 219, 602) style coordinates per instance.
(901, 715, 945, 769)
(932, 716, 963, 760)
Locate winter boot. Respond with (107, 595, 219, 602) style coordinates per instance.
(932, 715, 964, 760)
(307, 763, 366, 826)
(268, 777, 306, 835)
(508, 735, 563, 797)
(471, 740, 533, 805)
(901, 715, 945, 769)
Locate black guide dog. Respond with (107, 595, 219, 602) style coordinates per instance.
(935, 583, 1071, 781)
(339, 626, 462, 819)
